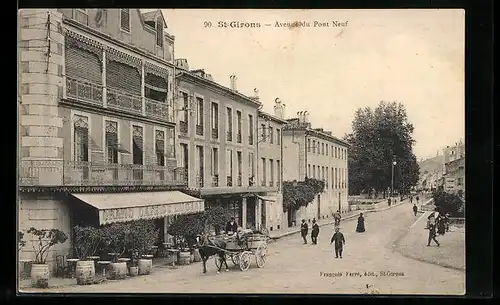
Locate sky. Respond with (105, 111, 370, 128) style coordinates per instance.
(159, 9, 464, 160)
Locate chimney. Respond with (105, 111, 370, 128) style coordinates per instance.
(175, 58, 190, 70)
(274, 98, 283, 118)
(252, 88, 259, 102)
(304, 111, 309, 124)
(230, 74, 237, 91)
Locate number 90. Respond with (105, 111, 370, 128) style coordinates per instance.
(204, 21, 212, 28)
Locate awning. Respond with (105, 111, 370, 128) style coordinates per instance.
(255, 195, 276, 202)
(71, 191, 205, 225)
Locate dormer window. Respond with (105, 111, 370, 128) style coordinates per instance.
(120, 9, 130, 32)
(156, 17, 163, 47)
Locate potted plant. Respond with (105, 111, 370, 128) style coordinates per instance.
(18, 231, 30, 280)
(73, 225, 102, 285)
(100, 223, 128, 280)
(125, 220, 159, 275)
(27, 227, 68, 288)
(129, 249, 139, 277)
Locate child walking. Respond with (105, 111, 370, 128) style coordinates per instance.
(330, 227, 346, 258)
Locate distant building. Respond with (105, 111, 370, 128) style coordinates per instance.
(281, 107, 349, 227)
(443, 140, 465, 197)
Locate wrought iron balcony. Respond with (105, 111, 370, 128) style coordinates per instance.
(212, 128, 218, 139)
(248, 176, 255, 186)
(19, 160, 186, 187)
(145, 97, 169, 121)
(237, 174, 242, 186)
(226, 176, 232, 187)
(179, 121, 188, 134)
(226, 130, 232, 142)
(212, 174, 219, 187)
(196, 124, 204, 136)
(66, 76, 103, 106)
(107, 87, 142, 115)
(248, 135, 254, 145)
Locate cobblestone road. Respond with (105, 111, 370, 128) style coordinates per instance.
(22, 203, 465, 295)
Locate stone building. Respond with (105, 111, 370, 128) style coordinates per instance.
(18, 9, 204, 272)
(175, 60, 278, 231)
(281, 109, 349, 227)
(443, 140, 465, 197)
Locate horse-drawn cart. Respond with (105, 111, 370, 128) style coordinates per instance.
(213, 231, 268, 272)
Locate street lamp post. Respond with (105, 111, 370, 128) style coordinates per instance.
(391, 160, 397, 199)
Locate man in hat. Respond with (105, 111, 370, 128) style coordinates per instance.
(225, 217, 238, 234)
(300, 219, 308, 244)
(311, 219, 320, 245)
(330, 227, 346, 258)
(413, 204, 418, 216)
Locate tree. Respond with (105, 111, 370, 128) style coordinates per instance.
(432, 190, 464, 217)
(345, 101, 420, 197)
(283, 178, 325, 211)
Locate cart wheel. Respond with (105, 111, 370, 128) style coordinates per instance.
(239, 251, 251, 271)
(255, 244, 268, 268)
(214, 256, 222, 269)
(231, 254, 240, 266)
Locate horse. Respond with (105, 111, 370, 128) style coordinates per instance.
(196, 233, 229, 274)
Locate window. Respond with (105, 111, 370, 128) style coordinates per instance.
(261, 158, 266, 185)
(195, 146, 204, 186)
(236, 111, 242, 143)
(248, 114, 254, 145)
(145, 73, 168, 103)
(269, 127, 274, 144)
(226, 107, 233, 141)
(261, 124, 266, 142)
(321, 143, 324, 155)
(237, 151, 242, 186)
(75, 9, 88, 25)
(105, 120, 118, 164)
(269, 159, 274, 186)
(179, 143, 188, 169)
(226, 149, 233, 186)
(211, 147, 219, 176)
(335, 168, 338, 188)
(196, 97, 204, 136)
(326, 167, 329, 188)
(277, 160, 281, 189)
(308, 164, 311, 177)
(155, 130, 166, 166)
(313, 165, 316, 178)
(180, 92, 189, 122)
(326, 144, 328, 156)
(312, 140, 316, 153)
(276, 129, 281, 145)
(332, 168, 334, 189)
(74, 115, 89, 162)
(248, 152, 255, 179)
(308, 139, 311, 152)
(156, 17, 163, 47)
(132, 125, 144, 165)
(322, 166, 325, 181)
(335, 147, 338, 158)
(457, 177, 463, 186)
(120, 9, 130, 32)
(211, 102, 219, 138)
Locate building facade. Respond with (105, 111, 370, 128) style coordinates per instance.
(175, 60, 278, 232)
(257, 108, 287, 231)
(443, 140, 465, 197)
(281, 109, 349, 227)
(18, 9, 205, 271)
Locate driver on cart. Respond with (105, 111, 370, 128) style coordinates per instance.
(225, 217, 238, 234)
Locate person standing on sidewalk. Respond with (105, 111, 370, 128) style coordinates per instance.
(330, 227, 346, 258)
(427, 221, 440, 247)
(416, 195, 420, 205)
(356, 213, 365, 233)
(410, 195, 413, 204)
(413, 204, 418, 216)
(333, 210, 342, 227)
(311, 220, 320, 245)
(300, 219, 308, 244)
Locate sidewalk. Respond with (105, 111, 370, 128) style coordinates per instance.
(394, 210, 465, 271)
(268, 197, 408, 240)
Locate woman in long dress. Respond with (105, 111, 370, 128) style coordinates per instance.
(356, 213, 365, 233)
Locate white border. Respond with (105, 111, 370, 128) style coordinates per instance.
(70, 109, 92, 162)
(102, 116, 121, 164)
(130, 122, 146, 165)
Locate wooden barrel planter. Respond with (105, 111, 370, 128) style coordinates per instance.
(75, 261, 95, 285)
(138, 259, 152, 275)
(129, 266, 139, 277)
(193, 249, 201, 262)
(178, 251, 191, 265)
(31, 264, 50, 288)
(109, 262, 127, 280)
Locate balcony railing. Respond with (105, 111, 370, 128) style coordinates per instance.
(226, 130, 232, 142)
(66, 76, 103, 106)
(249, 176, 255, 186)
(212, 128, 218, 139)
(237, 174, 242, 186)
(248, 135, 254, 145)
(179, 121, 188, 134)
(107, 87, 142, 115)
(212, 174, 219, 187)
(237, 132, 242, 143)
(196, 173, 204, 188)
(196, 124, 204, 136)
(145, 97, 169, 121)
(65, 76, 173, 123)
(261, 180, 266, 187)
(19, 160, 186, 187)
(227, 176, 232, 187)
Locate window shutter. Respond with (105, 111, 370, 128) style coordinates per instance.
(65, 46, 102, 84)
(120, 9, 130, 32)
(156, 18, 163, 47)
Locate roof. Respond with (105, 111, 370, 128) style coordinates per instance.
(177, 70, 262, 108)
(258, 110, 288, 124)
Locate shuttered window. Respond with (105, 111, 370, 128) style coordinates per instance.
(105, 121, 118, 164)
(156, 18, 163, 47)
(120, 9, 130, 32)
(145, 73, 167, 102)
(132, 125, 143, 165)
(156, 130, 165, 166)
(106, 60, 141, 95)
(65, 45, 102, 84)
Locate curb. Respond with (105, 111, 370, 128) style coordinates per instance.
(269, 199, 407, 240)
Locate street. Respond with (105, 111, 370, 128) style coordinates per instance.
(21, 203, 465, 295)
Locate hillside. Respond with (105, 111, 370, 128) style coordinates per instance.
(418, 155, 445, 174)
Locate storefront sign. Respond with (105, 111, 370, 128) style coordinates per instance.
(99, 201, 205, 225)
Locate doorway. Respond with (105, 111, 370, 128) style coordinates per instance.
(338, 192, 341, 212)
(260, 200, 266, 230)
(317, 194, 321, 220)
(246, 197, 256, 229)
